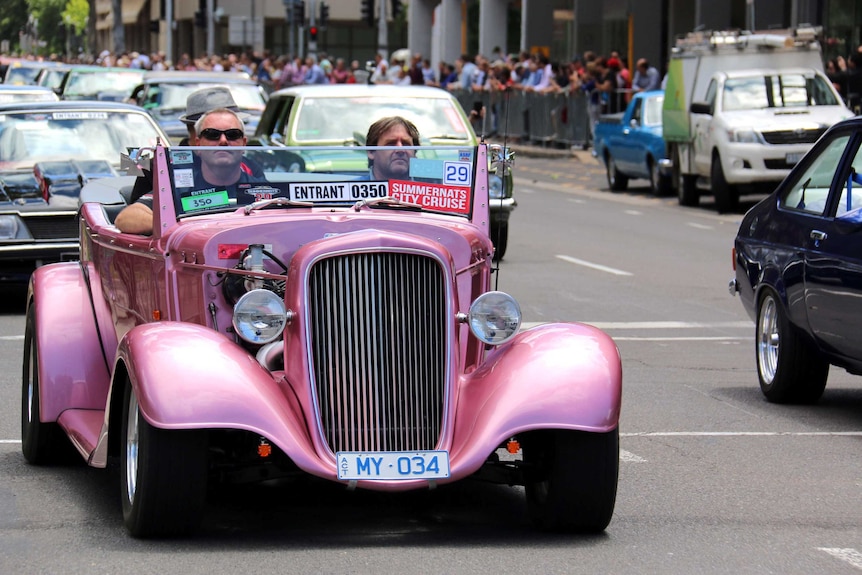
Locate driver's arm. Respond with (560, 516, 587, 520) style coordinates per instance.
(115, 202, 154, 235)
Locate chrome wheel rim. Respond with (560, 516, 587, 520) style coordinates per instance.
(757, 296, 779, 384)
(125, 390, 140, 503)
(26, 344, 35, 426)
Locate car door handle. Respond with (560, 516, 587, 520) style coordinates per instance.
(810, 230, 827, 241)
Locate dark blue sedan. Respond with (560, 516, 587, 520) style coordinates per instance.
(731, 116, 862, 403)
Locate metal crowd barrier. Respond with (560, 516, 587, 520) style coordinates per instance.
(451, 89, 606, 150)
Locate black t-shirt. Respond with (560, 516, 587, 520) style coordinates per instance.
(130, 153, 267, 209)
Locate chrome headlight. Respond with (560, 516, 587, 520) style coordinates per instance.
(0, 215, 22, 240)
(489, 174, 504, 199)
(468, 291, 522, 345)
(232, 289, 287, 344)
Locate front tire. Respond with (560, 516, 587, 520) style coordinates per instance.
(21, 303, 70, 464)
(524, 429, 619, 532)
(606, 154, 628, 191)
(649, 158, 671, 196)
(491, 221, 509, 261)
(711, 155, 739, 213)
(756, 290, 828, 404)
(121, 380, 208, 538)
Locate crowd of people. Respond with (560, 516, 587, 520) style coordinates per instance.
(11, 40, 862, 118)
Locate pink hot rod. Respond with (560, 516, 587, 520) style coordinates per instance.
(22, 141, 622, 537)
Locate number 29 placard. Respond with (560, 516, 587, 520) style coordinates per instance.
(443, 161, 472, 187)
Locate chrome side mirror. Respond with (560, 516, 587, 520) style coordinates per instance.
(489, 144, 515, 176)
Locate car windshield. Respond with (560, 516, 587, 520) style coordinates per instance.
(722, 73, 840, 111)
(148, 83, 266, 112)
(163, 145, 478, 219)
(0, 89, 58, 104)
(64, 70, 145, 98)
(0, 111, 165, 167)
(643, 95, 664, 125)
(292, 97, 473, 144)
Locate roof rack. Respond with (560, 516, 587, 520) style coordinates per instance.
(672, 25, 822, 54)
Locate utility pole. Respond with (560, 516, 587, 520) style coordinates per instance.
(206, 0, 214, 56)
(308, 0, 317, 57)
(377, 0, 388, 59)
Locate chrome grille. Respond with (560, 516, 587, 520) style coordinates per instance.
(761, 128, 825, 145)
(21, 214, 78, 240)
(308, 252, 447, 454)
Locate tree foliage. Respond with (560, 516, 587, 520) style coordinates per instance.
(0, 0, 29, 53)
(28, 0, 69, 55)
(63, 0, 88, 36)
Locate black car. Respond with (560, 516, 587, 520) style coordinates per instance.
(0, 101, 168, 281)
(127, 70, 268, 143)
(731, 116, 862, 403)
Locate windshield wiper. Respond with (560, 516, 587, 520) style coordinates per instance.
(243, 197, 314, 214)
(353, 196, 422, 211)
(425, 134, 466, 141)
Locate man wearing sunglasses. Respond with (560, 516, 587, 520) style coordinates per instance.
(116, 108, 266, 234)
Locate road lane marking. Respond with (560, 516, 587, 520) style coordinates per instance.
(624, 210, 642, 216)
(686, 222, 714, 230)
(0, 335, 23, 341)
(555, 255, 633, 276)
(620, 449, 646, 463)
(819, 548, 862, 570)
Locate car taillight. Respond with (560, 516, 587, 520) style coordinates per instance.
(731, 247, 736, 271)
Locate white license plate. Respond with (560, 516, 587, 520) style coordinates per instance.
(786, 152, 804, 165)
(336, 450, 450, 480)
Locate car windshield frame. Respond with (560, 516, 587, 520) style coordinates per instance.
(159, 144, 479, 221)
(290, 96, 474, 144)
(64, 70, 146, 98)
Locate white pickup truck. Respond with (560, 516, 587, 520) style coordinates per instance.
(662, 27, 854, 212)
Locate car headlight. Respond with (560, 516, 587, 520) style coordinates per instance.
(0, 215, 22, 240)
(232, 289, 287, 344)
(729, 129, 760, 143)
(489, 174, 504, 199)
(468, 291, 521, 345)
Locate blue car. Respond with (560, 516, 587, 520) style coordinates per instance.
(730, 116, 862, 403)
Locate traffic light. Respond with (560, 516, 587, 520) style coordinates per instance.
(319, 2, 330, 28)
(309, 26, 318, 41)
(194, 10, 206, 28)
(293, 1, 305, 25)
(391, 0, 402, 18)
(360, 0, 374, 27)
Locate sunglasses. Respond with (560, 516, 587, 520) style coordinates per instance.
(198, 128, 244, 142)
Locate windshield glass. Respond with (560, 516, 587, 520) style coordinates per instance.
(292, 97, 473, 144)
(722, 74, 840, 111)
(64, 70, 146, 98)
(643, 95, 664, 124)
(163, 145, 478, 219)
(148, 83, 266, 112)
(0, 111, 165, 167)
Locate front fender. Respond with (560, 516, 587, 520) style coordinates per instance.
(450, 322, 621, 468)
(28, 262, 116, 421)
(116, 322, 321, 471)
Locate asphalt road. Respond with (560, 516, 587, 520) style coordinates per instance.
(1, 155, 861, 574)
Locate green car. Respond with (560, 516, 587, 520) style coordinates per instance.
(250, 84, 515, 259)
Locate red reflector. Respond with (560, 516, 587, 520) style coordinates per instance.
(731, 247, 736, 271)
(218, 244, 247, 259)
(506, 440, 520, 454)
(258, 441, 272, 458)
